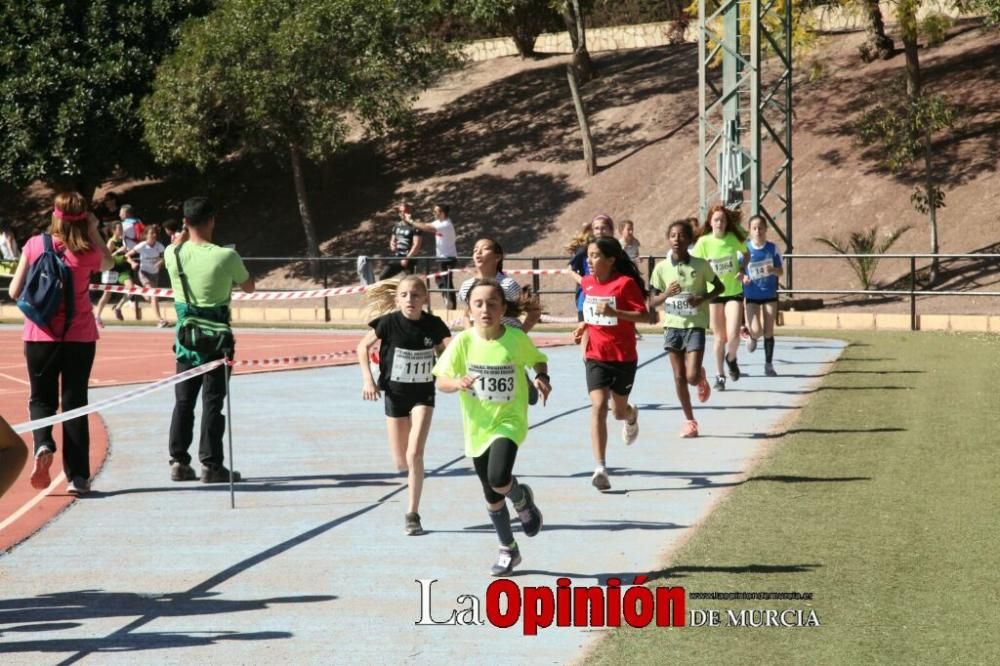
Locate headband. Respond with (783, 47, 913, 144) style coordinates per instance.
(592, 214, 612, 223)
(52, 208, 89, 222)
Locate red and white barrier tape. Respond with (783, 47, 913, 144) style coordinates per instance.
(11, 350, 359, 434)
(90, 284, 368, 300)
(89, 269, 573, 300)
(540, 314, 580, 324)
(424, 267, 573, 279)
(12, 359, 226, 434)
(230, 350, 355, 367)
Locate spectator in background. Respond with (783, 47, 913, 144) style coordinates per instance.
(408, 203, 458, 310)
(1, 216, 20, 275)
(377, 203, 423, 281)
(567, 214, 615, 321)
(95, 192, 120, 238)
(8, 192, 114, 495)
(618, 219, 641, 264)
(128, 226, 168, 327)
(119, 204, 145, 251)
(163, 218, 187, 245)
(164, 196, 254, 484)
(94, 221, 139, 327)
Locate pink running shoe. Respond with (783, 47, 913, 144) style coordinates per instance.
(696, 369, 711, 403)
(680, 420, 699, 438)
(30, 448, 54, 489)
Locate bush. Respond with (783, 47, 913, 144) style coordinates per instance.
(814, 226, 912, 290)
(920, 13, 953, 47)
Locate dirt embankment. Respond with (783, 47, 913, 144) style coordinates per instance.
(12, 24, 999, 317)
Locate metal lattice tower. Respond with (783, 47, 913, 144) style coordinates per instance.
(698, 0, 794, 286)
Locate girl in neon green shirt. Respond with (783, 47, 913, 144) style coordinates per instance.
(434, 279, 552, 577)
(691, 204, 748, 391)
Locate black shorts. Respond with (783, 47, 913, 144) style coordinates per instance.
(664, 327, 706, 353)
(745, 297, 778, 305)
(585, 359, 637, 395)
(714, 294, 744, 304)
(384, 387, 435, 417)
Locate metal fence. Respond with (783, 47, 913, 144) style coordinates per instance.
(241, 251, 1000, 330)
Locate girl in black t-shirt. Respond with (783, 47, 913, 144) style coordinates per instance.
(357, 275, 451, 536)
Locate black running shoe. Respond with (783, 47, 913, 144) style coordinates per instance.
(726, 355, 741, 381)
(515, 484, 543, 537)
(405, 512, 424, 536)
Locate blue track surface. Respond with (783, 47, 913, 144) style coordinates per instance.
(0, 333, 845, 664)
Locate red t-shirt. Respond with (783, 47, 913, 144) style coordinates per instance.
(20, 234, 102, 343)
(581, 273, 646, 362)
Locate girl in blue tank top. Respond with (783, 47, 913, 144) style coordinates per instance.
(741, 216, 784, 376)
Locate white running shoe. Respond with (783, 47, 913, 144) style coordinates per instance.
(622, 405, 639, 446)
(591, 467, 611, 492)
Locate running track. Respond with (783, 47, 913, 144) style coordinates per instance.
(0, 326, 392, 551)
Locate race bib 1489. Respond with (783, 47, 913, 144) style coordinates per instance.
(664, 293, 697, 317)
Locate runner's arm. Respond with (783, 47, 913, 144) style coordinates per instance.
(356, 330, 381, 400)
(0, 416, 28, 499)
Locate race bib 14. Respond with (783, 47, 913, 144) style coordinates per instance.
(583, 295, 618, 326)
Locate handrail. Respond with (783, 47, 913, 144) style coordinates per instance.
(235, 252, 999, 331)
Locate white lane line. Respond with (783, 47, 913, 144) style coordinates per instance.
(0, 372, 29, 386)
(0, 472, 68, 532)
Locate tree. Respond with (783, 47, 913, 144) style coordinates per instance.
(560, 0, 595, 82)
(455, 0, 562, 57)
(0, 1, 210, 199)
(855, 0, 957, 284)
(857, 0, 895, 62)
(141, 0, 457, 265)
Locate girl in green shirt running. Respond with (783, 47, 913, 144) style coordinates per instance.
(434, 279, 552, 577)
(691, 204, 748, 391)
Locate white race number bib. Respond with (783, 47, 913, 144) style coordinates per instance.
(467, 363, 516, 403)
(664, 293, 697, 317)
(389, 348, 435, 383)
(709, 256, 735, 276)
(748, 259, 771, 281)
(583, 295, 617, 326)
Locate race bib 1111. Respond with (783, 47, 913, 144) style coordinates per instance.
(389, 348, 435, 383)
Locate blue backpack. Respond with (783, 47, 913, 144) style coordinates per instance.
(17, 233, 74, 337)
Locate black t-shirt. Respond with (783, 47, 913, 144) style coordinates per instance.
(392, 223, 420, 257)
(370, 311, 451, 392)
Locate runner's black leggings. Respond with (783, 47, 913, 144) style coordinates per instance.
(473, 437, 519, 504)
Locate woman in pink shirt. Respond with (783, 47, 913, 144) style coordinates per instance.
(8, 192, 114, 495)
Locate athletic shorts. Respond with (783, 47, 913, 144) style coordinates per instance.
(714, 294, 744, 304)
(384, 387, 435, 417)
(140, 270, 160, 288)
(745, 297, 778, 305)
(664, 327, 706, 353)
(585, 359, 637, 395)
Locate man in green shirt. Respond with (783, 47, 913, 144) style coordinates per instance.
(164, 197, 255, 484)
